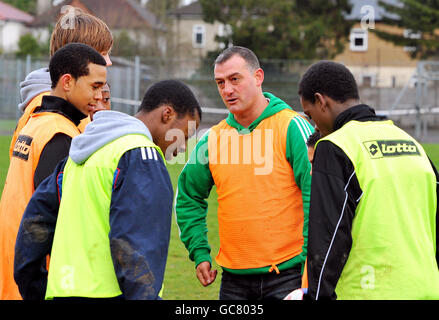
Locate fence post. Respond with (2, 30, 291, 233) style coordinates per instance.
(415, 77, 421, 139)
(25, 54, 31, 77)
(134, 55, 140, 101)
(126, 66, 132, 114)
(16, 59, 23, 120)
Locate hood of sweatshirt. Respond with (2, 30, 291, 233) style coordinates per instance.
(225, 92, 292, 133)
(69, 110, 153, 165)
(18, 68, 52, 112)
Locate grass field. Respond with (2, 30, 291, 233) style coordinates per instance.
(0, 134, 438, 300)
(0, 134, 221, 300)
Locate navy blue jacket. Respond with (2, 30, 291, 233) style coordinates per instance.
(14, 147, 173, 300)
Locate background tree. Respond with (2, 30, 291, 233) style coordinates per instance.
(374, 0, 439, 59)
(2, 0, 37, 14)
(145, 0, 182, 58)
(111, 30, 139, 57)
(15, 33, 46, 57)
(199, 0, 354, 60)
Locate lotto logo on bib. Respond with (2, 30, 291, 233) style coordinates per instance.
(13, 135, 33, 161)
(363, 140, 420, 159)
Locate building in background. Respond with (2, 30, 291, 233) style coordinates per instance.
(31, 0, 166, 57)
(168, 1, 230, 60)
(0, 1, 34, 53)
(335, 0, 417, 88)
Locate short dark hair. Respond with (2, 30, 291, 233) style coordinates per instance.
(298, 60, 360, 104)
(138, 80, 202, 120)
(306, 130, 321, 148)
(49, 43, 107, 88)
(214, 46, 260, 71)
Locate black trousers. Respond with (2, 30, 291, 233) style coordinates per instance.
(219, 265, 302, 300)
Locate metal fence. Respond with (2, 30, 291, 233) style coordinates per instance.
(1, 55, 438, 134)
(0, 55, 309, 126)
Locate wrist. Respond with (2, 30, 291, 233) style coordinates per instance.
(194, 249, 211, 268)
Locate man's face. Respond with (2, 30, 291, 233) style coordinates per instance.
(300, 96, 332, 137)
(67, 63, 107, 116)
(158, 111, 201, 160)
(214, 55, 262, 116)
(101, 89, 111, 110)
(90, 89, 110, 121)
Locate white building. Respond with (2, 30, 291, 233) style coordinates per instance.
(0, 1, 34, 53)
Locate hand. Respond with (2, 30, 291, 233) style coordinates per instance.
(196, 261, 217, 287)
(283, 288, 308, 300)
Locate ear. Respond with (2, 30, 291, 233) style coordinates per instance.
(254, 68, 264, 86)
(59, 74, 74, 92)
(314, 93, 328, 112)
(161, 105, 176, 124)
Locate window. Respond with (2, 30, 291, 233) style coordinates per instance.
(404, 46, 417, 52)
(350, 28, 368, 52)
(360, 73, 376, 87)
(192, 25, 205, 48)
(403, 29, 421, 39)
(403, 29, 420, 53)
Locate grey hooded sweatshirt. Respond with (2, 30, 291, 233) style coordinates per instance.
(15, 110, 173, 300)
(69, 110, 153, 164)
(18, 68, 52, 112)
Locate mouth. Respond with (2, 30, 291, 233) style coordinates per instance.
(226, 97, 239, 105)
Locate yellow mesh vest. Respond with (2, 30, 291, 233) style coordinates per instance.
(45, 134, 163, 299)
(321, 120, 439, 300)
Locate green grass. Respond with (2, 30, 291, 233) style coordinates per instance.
(0, 119, 17, 135)
(0, 135, 222, 300)
(0, 134, 438, 300)
(423, 144, 439, 169)
(0, 136, 10, 194)
(162, 164, 221, 300)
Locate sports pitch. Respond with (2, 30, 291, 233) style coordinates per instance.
(0, 134, 438, 300)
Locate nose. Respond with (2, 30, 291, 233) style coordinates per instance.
(103, 54, 112, 66)
(95, 89, 103, 101)
(223, 81, 234, 95)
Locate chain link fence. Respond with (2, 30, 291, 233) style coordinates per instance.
(1, 55, 438, 138)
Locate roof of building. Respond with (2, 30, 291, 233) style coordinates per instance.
(0, 1, 34, 24)
(345, 0, 401, 20)
(169, 0, 202, 16)
(31, 0, 163, 30)
(169, 0, 401, 21)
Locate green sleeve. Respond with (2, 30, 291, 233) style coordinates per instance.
(286, 116, 314, 257)
(175, 130, 214, 267)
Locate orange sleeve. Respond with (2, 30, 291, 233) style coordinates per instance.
(301, 258, 308, 288)
(9, 92, 50, 159)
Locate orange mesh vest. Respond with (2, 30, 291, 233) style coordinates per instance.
(208, 109, 305, 269)
(9, 92, 50, 159)
(0, 112, 80, 300)
(77, 115, 91, 133)
(9, 93, 90, 159)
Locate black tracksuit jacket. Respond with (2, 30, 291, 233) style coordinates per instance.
(306, 104, 439, 300)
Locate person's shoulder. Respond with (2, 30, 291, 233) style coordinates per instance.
(286, 114, 314, 141)
(211, 118, 230, 131)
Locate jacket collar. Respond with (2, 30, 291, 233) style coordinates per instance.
(334, 104, 386, 131)
(226, 92, 292, 133)
(36, 95, 87, 126)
